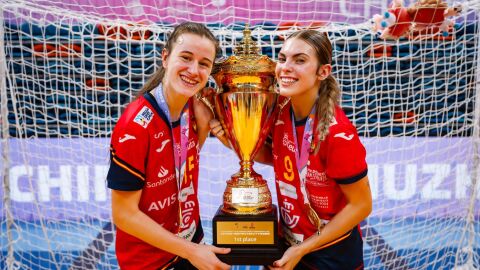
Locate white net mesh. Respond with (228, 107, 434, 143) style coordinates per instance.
(1, 0, 479, 269)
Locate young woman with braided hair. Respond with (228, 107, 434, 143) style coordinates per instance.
(210, 29, 372, 269)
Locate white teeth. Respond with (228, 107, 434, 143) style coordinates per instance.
(180, 75, 197, 86)
(281, 77, 297, 84)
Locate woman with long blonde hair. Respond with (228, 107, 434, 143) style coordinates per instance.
(211, 29, 372, 269)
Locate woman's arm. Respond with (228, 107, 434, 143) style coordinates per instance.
(193, 98, 215, 149)
(111, 189, 231, 270)
(270, 176, 372, 270)
(209, 118, 230, 148)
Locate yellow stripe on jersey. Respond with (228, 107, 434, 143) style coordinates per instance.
(159, 256, 180, 270)
(112, 156, 145, 181)
(313, 230, 352, 251)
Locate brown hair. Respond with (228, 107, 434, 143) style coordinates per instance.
(137, 22, 220, 97)
(287, 30, 340, 152)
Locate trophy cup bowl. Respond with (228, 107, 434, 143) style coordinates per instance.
(205, 25, 282, 265)
(214, 76, 277, 215)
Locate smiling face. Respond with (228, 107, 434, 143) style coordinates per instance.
(275, 37, 331, 103)
(161, 33, 216, 98)
(275, 37, 322, 100)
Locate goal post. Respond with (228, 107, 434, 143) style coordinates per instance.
(1, 0, 480, 269)
(455, 16, 480, 269)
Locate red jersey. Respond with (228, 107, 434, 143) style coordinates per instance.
(107, 92, 201, 269)
(272, 98, 367, 246)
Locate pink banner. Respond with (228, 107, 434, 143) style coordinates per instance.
(21, 0, 387, 24)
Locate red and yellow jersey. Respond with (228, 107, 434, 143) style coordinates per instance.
(272, 98, 367, 245)
(107, 92, 201, 269)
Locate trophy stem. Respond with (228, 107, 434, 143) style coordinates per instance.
(239, 160, 253, 181)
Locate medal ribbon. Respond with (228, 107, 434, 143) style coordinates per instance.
(291, 104, 324, 231)
(154, 84, 189, 231)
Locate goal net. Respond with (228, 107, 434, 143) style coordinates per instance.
(1, 0, 479, 269)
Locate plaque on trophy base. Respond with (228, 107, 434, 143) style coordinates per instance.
(213, 205, 282, 265)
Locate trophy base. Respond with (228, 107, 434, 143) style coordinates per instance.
(216, 246, 283, 265)
(212, 205, 283, 265)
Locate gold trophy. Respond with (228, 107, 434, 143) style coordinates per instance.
(200, 25, 281, 265)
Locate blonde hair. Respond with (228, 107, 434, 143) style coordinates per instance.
(286, 30, 340, 152)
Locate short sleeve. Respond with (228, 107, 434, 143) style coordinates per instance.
(325, 125, 368, 185)
(107, 111, 149, 191)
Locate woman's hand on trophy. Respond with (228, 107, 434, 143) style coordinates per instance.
(209, 119, 231, 149)
(187, 244, 231, 270)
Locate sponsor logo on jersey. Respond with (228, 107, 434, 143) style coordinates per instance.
(154, 131, 164, 139)
(156, 139, 171, 153)
(280, 201, 300, 229)
(118, 134, 136, 143)
(334, 132, 354, 141)
(147, 193, 176, 211)
(157, 166, 169, 178)
(306, 168, 329, 187)
(282, 134, 296, 153)
(278, 181, 298, 199)
(134, 106, 154, 128)
(180, 200, 196, 230)
(146, 174, 175, 188)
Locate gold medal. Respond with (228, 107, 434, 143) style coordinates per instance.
(305, 203, 324, 232)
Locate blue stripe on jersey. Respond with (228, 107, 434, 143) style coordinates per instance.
(335, 168, 368, 185)
(107, 151, 144, 191)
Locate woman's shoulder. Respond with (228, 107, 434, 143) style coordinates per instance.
(114, 95, 158, 131)
(329, 106, 357, 133)
(122, 96, 149, 117)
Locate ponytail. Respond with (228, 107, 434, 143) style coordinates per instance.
(313, 74, 340, 154)
(137, 68, 165, 97)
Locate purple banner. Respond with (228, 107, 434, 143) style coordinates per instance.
(362, 137, 478, 218)
(0, 137, 478, 221)
(0, 138, 112, 220)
